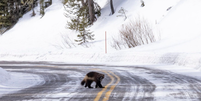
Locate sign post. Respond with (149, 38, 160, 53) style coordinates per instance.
(105, 31, 107, 54)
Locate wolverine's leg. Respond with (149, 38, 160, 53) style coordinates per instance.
(95, 84, 98, 88)
(95, 81, 99, 88)
(87, 80, 93, 88)
(99, 83, 104, 88)
(97, 81, 104, 88)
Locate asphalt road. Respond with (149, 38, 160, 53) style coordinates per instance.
(0, 61, 201, 101)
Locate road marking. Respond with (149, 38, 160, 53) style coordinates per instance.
(103, 71, 120, 101)
(93, 69, 120, 101)
(94, 70, 114, 101)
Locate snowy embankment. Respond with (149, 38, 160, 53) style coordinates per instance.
(0, 0, 201, 86)
(0, 67, 43, 97)
(1, 51, 201, 71)
(0, 67, 10, 84)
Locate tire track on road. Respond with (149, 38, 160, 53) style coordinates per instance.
(107, 68, 156, 101)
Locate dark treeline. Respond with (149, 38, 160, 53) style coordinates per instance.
(0, 0, 52, 33)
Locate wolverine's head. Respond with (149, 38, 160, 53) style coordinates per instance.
(99, 75, 104, 81)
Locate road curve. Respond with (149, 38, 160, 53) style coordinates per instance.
(0, 62, 201, 101)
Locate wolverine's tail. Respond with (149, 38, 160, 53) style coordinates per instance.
(81, 79, 85, 85)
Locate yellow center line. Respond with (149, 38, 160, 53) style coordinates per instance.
(93, 69, 114, 101)
(103, 71, 120, 101)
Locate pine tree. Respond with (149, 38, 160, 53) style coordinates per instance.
(141, 0, 145, 7)
(64, 0, 81, 31)
(21, 0, 36, 16)
(64, 0, 96, 45)
(75, 7, 94, 45)
(64, 0, 101, 44)
(117, 7, 127, 21)
(65, 0, 101, 28)
(40, 0, 45, 17)
(1, 0, 51, 33)
(0, 0, 12, 28)
(45, 0, 52, 8)
(0, 0, 38, 29)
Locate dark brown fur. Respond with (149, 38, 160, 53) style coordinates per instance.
(81, 71, 105, 88)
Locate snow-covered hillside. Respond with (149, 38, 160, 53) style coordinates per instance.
(0, 0, 201, 69)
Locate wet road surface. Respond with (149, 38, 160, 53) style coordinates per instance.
(0, 62, 201, 101)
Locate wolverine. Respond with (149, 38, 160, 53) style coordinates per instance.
(81, 71, 105, 88)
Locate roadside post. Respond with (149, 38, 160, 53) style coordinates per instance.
(105, 31, 107, 54)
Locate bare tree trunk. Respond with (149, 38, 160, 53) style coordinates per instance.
(110, 0, 115, 15)
(88, 0, 95, 24)
(81, 0, 87, 6)
(31, 0, 36, 16)
(49, 0, 52, 5)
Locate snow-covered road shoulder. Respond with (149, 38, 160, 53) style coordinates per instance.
(0, 67, 44, 97)
(0, 67, 10, 84)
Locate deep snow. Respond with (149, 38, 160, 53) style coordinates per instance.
(1, 0, 201, 95)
